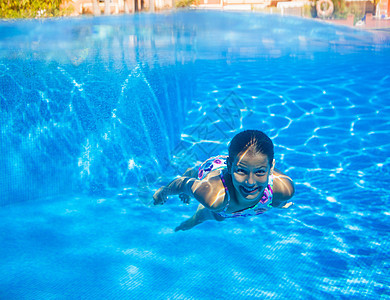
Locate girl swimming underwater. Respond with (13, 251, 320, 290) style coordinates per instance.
(153, 130, 295, 231)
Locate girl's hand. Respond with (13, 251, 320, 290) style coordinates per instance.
(153, 187, 168, 205)
(179, 193, 191, 204)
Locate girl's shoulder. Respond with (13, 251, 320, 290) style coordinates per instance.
(272, 172, 295, 201)
(192, 170, 229, 211)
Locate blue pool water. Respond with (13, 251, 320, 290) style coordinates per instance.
(1, 11, 390, 299)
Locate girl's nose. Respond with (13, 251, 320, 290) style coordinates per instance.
(247, 173, 255, 185)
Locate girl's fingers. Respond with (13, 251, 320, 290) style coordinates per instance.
(179, 193, 190, 204)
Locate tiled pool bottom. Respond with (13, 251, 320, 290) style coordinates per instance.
(0, 192, 388, 299)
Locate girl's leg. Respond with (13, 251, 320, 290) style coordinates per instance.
(175, 204, 224, 232)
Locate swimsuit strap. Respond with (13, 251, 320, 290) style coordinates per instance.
(198, 155, 228, 180)
(219, 170, 231, 212)
(216, 174, 274, 217)
(197, 156, 273, 217)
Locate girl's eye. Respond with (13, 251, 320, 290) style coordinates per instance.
(236, 168, 246, 174)
(256, 170, 266, 176)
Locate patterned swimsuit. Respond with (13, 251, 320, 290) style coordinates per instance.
(197, 155, 274, 218)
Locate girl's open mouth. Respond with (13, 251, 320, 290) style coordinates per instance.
(240, 186, 259, 194)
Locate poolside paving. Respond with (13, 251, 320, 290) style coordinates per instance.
(194, 4, 390, 30)
(324, 13, 390, 30)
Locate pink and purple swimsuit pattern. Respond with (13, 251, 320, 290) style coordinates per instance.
(197, 156, 274, 218)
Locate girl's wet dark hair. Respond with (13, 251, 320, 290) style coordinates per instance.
(227, 130, 274, 170)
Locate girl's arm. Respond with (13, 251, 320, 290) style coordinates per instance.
(153, 171, 227, 211)
(153, 176, 196, 205)
(153, 175, 196, 205)
(153, 167, 198, 205)
(271, 168, 295, 208)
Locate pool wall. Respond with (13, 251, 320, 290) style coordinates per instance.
(1, 11, 389, 206)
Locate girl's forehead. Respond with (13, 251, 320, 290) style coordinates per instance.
(234, 151, 269, 166)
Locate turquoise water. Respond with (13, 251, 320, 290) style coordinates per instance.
(1, 11, 390, 299)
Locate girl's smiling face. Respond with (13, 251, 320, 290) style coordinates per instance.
(230, 149, 274, 203)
